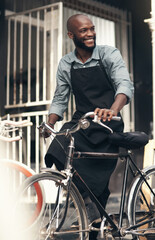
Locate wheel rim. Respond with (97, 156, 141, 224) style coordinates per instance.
(133, 170, 155, 239)
(17, 174, 88, 240)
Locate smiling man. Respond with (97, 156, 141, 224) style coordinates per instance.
(67, 14, 96, 52)
(45, 14, 134, 240)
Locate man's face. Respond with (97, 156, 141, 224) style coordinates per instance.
(73, 33, 96, 51)
(69, 16, 96, 51)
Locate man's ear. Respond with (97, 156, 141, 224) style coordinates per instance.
(68, 31, 74, 39)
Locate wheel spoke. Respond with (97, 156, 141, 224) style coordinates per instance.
(15, 172, 88, 240)
(128, 167, 155, 239)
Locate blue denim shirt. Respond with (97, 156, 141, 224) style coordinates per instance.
(49, 45, 134, 119)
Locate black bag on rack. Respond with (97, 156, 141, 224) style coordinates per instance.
(108, 131, 149, 149)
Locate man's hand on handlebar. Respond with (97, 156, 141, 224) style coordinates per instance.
(39, 113, 58, 138)
(38, 111, 121, 137)
(39, 123, 54, 138)
(40, 113, 60, 138)
(94, 108, 117, 122)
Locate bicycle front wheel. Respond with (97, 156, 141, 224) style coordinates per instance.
(128, 166, 155, 240)
(15, 170, 89, 240)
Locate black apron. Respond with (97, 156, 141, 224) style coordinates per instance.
(45, 59, 124, 197)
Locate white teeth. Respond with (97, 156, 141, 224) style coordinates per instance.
(85, 39, 94, 42)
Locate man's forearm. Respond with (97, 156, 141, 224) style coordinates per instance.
(48, 113, 60, 125)
(110, 93, 127, 115)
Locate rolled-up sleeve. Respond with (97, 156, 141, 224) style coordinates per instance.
(104, 47, 134, 102)
(48, 61, 71, 120)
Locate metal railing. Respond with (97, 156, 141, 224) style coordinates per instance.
(5, 3, 63, 108)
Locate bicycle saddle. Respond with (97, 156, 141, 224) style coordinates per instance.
(108, 131, 149, 149)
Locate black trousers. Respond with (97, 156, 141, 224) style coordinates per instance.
(46, 156, 110, 214)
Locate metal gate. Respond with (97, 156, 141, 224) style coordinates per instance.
(4, 2, 134, 171)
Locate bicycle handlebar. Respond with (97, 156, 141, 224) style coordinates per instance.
(39, 111, 121, 137)
(82, 111, 121, 121)
(0, 119, 33, 142)
(82, 112, 121, 133)
(1, 119, 33, 127)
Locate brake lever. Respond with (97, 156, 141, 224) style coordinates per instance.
(92, 115, 113, 133)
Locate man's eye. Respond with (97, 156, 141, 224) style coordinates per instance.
(80, 29, 86, 33)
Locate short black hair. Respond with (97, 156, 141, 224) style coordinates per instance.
(67, 14, 89, 32)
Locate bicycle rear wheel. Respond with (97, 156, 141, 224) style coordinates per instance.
(0, 158, 35, 183)
(0, 159, 41, 240)
(15, 170, 89, 240)
(128, 166, 155, 240)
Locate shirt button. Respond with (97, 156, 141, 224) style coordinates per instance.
(83, 65, 86, 68)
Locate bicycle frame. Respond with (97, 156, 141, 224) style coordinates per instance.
(39, 116, 154, 239)
(59, 133, 155, 238)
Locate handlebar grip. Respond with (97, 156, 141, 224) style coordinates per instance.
(111, 116, 121, 121)
(18, 121, 33, 127)
(93, 114, 121, 122)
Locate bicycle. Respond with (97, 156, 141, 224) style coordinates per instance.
(0, 117, 46, 240)
(15, 112, 155, 240)
(0, 117, 36, 189)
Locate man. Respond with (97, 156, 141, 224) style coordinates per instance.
(45, 14, 134, 239)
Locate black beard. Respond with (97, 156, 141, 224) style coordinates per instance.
(73, 35, 96, 51)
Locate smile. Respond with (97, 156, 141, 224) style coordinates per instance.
(84, 39, 94, 43)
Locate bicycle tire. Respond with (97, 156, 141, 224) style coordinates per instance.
(0, 159, 44, 224)
(127, 166, 155, 240)
(0, 159, 35, 177)
(15, 170, 89, 240)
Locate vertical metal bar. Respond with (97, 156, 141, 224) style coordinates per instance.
(36, 11, 40, 102)
(19, 16, 23, 104)
(27, 116, 31, 169)
(12, 117, 16, 160)
(109, 21, 116, 46)
(6, 114, 10, 159)
(6, 19, 11, 106)
(63, 7, 69, 122)
(96, 17, 100, 44)
(58, 3, 68, 119)
(63, 7, 67, 56)
(28, 13, 32, 103)
(128, 13, 135, 131)
(41, 114, 47, 167)
(35, 115, 39, 173)
(19, 116, 23, 163)
(50, 7, 54, 100)
(58, 2, 63, 62)
(119, 11, 131, 132)
(145, 1, 155, 138)
(43, 9, 47, 101)
(105, 20, 109, 44)
(13, 19, 17, 105)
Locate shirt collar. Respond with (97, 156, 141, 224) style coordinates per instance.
(70, 46, 100, 63)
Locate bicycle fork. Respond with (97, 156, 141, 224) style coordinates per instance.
(42, 136, 75, 239)
(54, 136, 75, 232)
